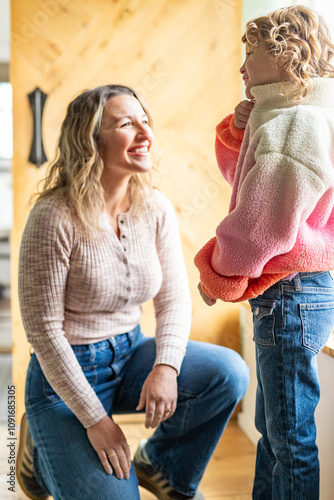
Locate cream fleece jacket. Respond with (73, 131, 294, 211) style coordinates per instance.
(195, 78, 334, 302)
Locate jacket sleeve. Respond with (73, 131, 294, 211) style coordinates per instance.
(215, 113, 245, 186)
(195, 109, 330, 302)
(194, 237, 288, 302)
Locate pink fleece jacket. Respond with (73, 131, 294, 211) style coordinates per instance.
(194, 78, 334, 302)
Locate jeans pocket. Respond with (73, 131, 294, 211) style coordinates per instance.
(82, 365, 98, 388)
(300, 301, 334, 353)
(42, 374, 62, 403)
(42, 366, 97, 402)
(250, 300, 276, 346)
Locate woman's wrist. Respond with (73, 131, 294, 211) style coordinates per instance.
(153, 364, 178, 376)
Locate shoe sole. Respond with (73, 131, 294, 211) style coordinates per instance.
(135, 466, 172, 500)
(16, 413, 49, 500)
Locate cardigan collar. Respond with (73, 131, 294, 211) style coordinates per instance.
(250, 78, 334, 109)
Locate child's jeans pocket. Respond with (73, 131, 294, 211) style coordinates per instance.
(300, 301, 334, 353)
(250, 300, 276, 346)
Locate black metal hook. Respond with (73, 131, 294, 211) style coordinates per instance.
(28, 87, 48, 167)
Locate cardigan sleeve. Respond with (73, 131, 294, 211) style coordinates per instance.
(215, 113, 245, 186)
(18, 198, 108, 428)
(195, 108, 331, 302)
(152, 193, 192, 374)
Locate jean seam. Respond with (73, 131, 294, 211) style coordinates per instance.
(281, 318, 295, 497)
(147, 398, 196, 497)
(300, 301, 334, 309)
(283, 288, 334, 295)
(33, 446, 49, 494)
(30, 419, 65, 500)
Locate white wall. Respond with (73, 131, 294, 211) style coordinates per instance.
(238, 305, 261, 446)
(0, 0, 12, 297)
(315, 352, 334, 500)
(243, 0, 334, 35)
(0, 0, 10, 63)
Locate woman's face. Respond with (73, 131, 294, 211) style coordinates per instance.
(240, 40, 286, 99)
(99, 94, 154, 181)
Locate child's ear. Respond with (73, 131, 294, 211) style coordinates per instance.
(276, 51, 289, 67)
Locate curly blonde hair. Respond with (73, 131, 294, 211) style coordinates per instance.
(242, 5, 334, 99)
(33, 84, 157, 230)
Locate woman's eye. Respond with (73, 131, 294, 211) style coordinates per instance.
(247, 51, 253, 56)
(142, 119, 149, 125)
(121, 121, 132, 127)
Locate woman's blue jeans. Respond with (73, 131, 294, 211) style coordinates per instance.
(25, 326, 249, 500)
(249, 271, 334, 500)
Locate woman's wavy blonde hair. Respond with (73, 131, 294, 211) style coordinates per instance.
(33, 84, 157, 230)
(242, 5, 334, 99)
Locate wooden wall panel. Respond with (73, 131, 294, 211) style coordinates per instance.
(11, 0, 242, 420)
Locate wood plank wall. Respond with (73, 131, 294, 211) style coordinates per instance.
(11, 0, 242, 421)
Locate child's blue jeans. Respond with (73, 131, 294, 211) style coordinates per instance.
(25, 326, 249, 500)
(249, 271, 334, 500)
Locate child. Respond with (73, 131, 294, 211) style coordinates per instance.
(195, 5, 334, 500)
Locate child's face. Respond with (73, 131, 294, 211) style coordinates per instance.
(240, 41, 286, 99)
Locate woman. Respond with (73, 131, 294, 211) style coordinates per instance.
(17, 84, 249, 500)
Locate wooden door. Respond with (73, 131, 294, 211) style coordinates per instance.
(11, 0, 242, 420)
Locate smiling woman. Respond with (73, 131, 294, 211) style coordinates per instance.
(99, 94, 153, 177)
(98, 94, 154, 235)
(31, 85, 156, 232)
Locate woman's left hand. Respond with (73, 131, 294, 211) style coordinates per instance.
(136, 364, 178, 428)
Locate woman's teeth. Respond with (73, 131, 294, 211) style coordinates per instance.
(130, 146, 148, 153)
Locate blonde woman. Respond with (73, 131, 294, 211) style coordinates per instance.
(17, 84, 249, 500)
(195, 5, 334, 500)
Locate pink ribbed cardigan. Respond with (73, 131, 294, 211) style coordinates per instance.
(19, 190, 191, 428)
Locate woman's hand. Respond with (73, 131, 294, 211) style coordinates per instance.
(136, 364, 178, 428)
(234, 99, 254, 129)
(198, 283, 217, 306)
(87, 415, 131, 478)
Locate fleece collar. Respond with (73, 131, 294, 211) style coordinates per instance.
(250, 77, 334, 109)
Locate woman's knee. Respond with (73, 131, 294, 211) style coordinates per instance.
(47, 464, 140, 500)
(224, 349, 249, 402)
(182, 341, 249, 402)
(65, 467, 140, 500)
(205, 348, 249, 407)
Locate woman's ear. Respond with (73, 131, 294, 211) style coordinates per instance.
(96, 130, 104, 159)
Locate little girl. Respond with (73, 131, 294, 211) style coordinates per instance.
(195, 5, 334, 500)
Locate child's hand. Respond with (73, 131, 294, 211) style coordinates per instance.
(234, 100, 254, 129)
(198, 283, 217, 306)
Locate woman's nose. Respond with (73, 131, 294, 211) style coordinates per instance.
(240, 63, 245, 74)
(136, 124, 153, 140)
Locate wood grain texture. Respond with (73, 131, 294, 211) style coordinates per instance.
(11, 0, 243, 422)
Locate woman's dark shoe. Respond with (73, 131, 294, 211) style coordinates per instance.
(17, 413, 49, 500)
(134, 439, 205, 500)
